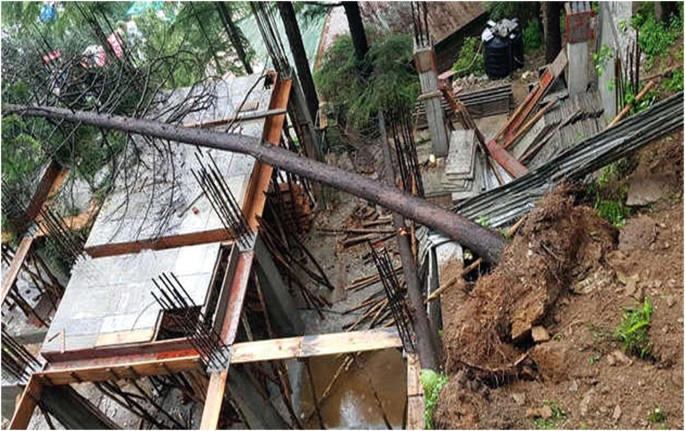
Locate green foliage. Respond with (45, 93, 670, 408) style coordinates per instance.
(451, 37, 484, 78)
(630, 5, 683, 70)
(647, 406, 666, 424)
(523, 21, 543, 54)
(485, 2, 540, 25)
(592, 160, 632, 227)
(593, 44, 613, 77)
(420, 369, 449, 429)
(476, 215, 490, 228)
(588, 354, 601, 364)
(533, 401, 567, 429)
(663, 68, 684, 92)
(314, 33, 419, 128)
(615, 296, 654, 358)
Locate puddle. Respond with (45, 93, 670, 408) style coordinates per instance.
(291, 348, 407, 429)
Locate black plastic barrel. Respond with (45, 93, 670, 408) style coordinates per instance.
(482, 20, 524, 80)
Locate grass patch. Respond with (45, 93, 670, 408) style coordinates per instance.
(533, 401, 567, 429)
(615, 296, 654, 358)
(420, 369, 449, 429)
(591, 160, 632, 227)
(647, 406, 666, 424)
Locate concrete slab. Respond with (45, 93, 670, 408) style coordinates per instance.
(41, 242, 221, 354)
(85, 74, 273, 249)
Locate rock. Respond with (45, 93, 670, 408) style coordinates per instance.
(532, 326, 551, 342)
(529, 343, 571, 383)
(540, 405, 553, 419)
(456, 369, 468, 385)
(580, 389, 593, 417)
(610, 350, 633, 366)
(626, 176, 669, 206)
(569, 380, 579, 393)
(607, 354, 616, 366)
(625, 275, 639, 296)
(512, 393, 526, 406)
(666, 295, 675, 308)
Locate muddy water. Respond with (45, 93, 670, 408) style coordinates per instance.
(291, 348, 407, 429)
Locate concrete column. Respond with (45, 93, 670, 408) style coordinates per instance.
(414, 46, 450, 157)
(254, 237, 304, 337)
(229, 366, 288, 429)
(565, 2, 594, 95)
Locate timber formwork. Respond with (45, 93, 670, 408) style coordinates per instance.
(5, 73, 420, 430)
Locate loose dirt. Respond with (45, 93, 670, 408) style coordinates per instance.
(435, 131, 683, 429)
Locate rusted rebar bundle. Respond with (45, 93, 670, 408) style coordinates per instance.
(411, 1, 431, 47)
(191, 150, 253, 248)
(1, 328, 42, 383)
(369, 244, 415, 353)
(388, 111, 424, 198)
(151, 272, 230, 371)
(38, 206, 86, 265)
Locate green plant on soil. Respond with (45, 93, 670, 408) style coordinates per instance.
(663, 68, 684, 92)
(647, 406, 666, 424)
(420, 369, 448, 429)
(591, 160, 632, 227)
(631, 3, 684, 70)
(615, 296, 654, 358)
(451, 36, 485, 78)
(533, 401, 567, 429)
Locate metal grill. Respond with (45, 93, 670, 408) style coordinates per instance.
(1, 329, 42, 383)
(151, 272, 231, 372)
(191, 150, 253, 249)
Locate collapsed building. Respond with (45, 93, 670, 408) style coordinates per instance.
(1, 1, 683, 430)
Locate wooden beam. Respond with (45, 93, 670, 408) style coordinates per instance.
(35, 352, 202, 386)
(31, 329, 400, 386)
(230, 328, 402, 363)
(1, 235, 34, 303)
(199, 370, 228, 429)
(406, 353, 425, 430)
(24, 160, 68, 223)
(8, 376, 43, 430)
(84, 228, 231, 258)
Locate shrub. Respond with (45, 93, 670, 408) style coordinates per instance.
(615, 296, 654, 358)
(451, 36, 484, 78)
(420, 369, 448, 429)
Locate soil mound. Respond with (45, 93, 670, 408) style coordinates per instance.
(443, 188, 618, 377)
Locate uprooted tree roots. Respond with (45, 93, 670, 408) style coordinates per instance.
(442, 188, 618, 383)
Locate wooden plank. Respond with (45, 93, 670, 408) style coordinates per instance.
(230, 328, 402, 363)
(406, 353, 425, 429)
(8, 375, 43, 430)
(24, 160, 68, 223)
(406, 353, 423, 397)
(199, 370, 228, 429)
(84, 227, 231, 258)
(36, 354, 202, 386)
(41, 338, 192, 363)
(1, 235, 34, 303)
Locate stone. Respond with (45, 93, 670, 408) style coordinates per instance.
(626, 176, 670, 207)
(580, 389, 593, 417)
(610, 350, 633, 366)
(532, 326, 551, 342)
(456, 369, 468, 385)
(512, 393, 526, 406)
(666, 295, 676, 308)
(540, 405, 553, 420)
(569, 380, 579, 392)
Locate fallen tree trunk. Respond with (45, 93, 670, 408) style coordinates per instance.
(3, 103, 506, 263)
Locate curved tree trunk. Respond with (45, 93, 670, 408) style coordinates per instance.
(3, 103, 507, 264)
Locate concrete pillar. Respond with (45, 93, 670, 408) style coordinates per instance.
(229, 366, 288, 429)
(414, 46, 450, 157)
(41, 385, 119, 429)
(254, 237, 304, 337)
(564, 2, 594, 95)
